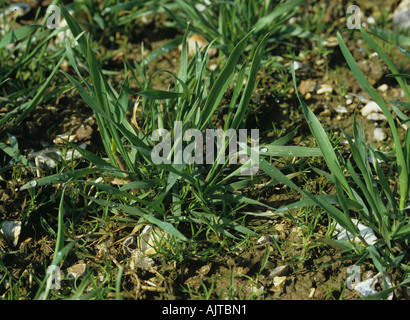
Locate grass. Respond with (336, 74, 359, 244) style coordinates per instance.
(0, 1, 409, 300)
(262, 28, 410, 297)
(162, 0, 320, 59)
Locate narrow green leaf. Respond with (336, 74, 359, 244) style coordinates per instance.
(86, 196, 188, 241)
(259, 159, 359, 236)
(200, 29, 254, 130)
(20, 168, 99, 190)
(386, 73, 410, 79)
(361, 28, 410, 101)
(292, 62, 353, 198)
(136, 90, 183, 100)
(253, 0, 304, 33)
(271, 127, 299, 146)
(13, 55, 66, 128)
(0, 25, 43, 48)
(259, 145, 322, 157)
(60, 5, 87, 56)
(55, 185, 66, 254)
(146, 36, 183, 63)
(367, 245, 386, 274)
(231, 33, 269, 130)
(276, 195, 363, 213)
(337, 30, 408, 209)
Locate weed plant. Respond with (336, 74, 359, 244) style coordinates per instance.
(1, 1, 409, 300)
(162, 0, 319, 59)
(260, 28, 410, 298)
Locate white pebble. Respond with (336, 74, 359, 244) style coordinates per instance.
(361, 101, 382, 117)
(377, 84, 388, 92)
(367, 113, 387, 121)
(373, 127, 386, 141)
(335, 105, 348, 113)
(367, 16, 376, 25)
(316, 84, 333, 94)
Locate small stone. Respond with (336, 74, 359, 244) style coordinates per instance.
(129, 249, 155, 271)
(393, 0, 410, 31)
(346, 98, 353, 105)
(75, 124, 93, 141)
(335, 105, 348, 113)
(268, 265, 288, 279)
(208, 64, 217, 71)
(320, 108, 331, 116)
(361, 101, 383, 117)
(273, 276, 286, 288)
(53, 134, 77, 144)
(0, 221, 22, 247)
(373, 127, 386, 141)
(67, 263, 87, 279)
(178, 34, 217, 57)
(367, 113, 387, 121)
(250, 285, 265, 294)
(377, 84, 388, 93)
(138, 225, 168, 255)
(297, 79, 317, 96)
(367, 16, 376, 25)
(291, 61, 311, 71)
(316, 84, 333, 94)
(197, 264, 211, 276)
(323, 36, 338, 47)
(257, 235, 274, 245)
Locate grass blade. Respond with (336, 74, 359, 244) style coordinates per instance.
(337, 30, 408, 209)
(0, 25, 43, 48)
(291, 62, 353, 199)
(200, 29, 254, 130)
(259, 159, 359, 236)
(259, 145, 322, 157)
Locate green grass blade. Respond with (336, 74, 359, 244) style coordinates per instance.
(0, 25, 43, 48)
(200, 29, 254, 130)
(224, 63, 247, 131)
(276, 195, 363, 213)
(259, 145, 322, 157)
(82, 180, 164, 215)
(259, 159, 359, 236)
(231, 33, 269, 130)
(60, 5, 87, 56)
(55, 185, 66, 258)
(20, 168, 100, 190)
(337, 30, 408, 209)
(361, 28, 410, 102)
(136, 90, 183, 100)
(13, 55, 66, 128)
(292, 63, 353, 198)
(86, 196, 188, 241)
(115, 266, 124, 300)
(253, 0, 304, 33)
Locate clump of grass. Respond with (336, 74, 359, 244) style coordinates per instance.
(162, 0, 320, 59)
(21, 6, 265, 248)
(0, 0, 68, 132)
(260, 27, 410, 299)
(21, 4, 323, 261)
